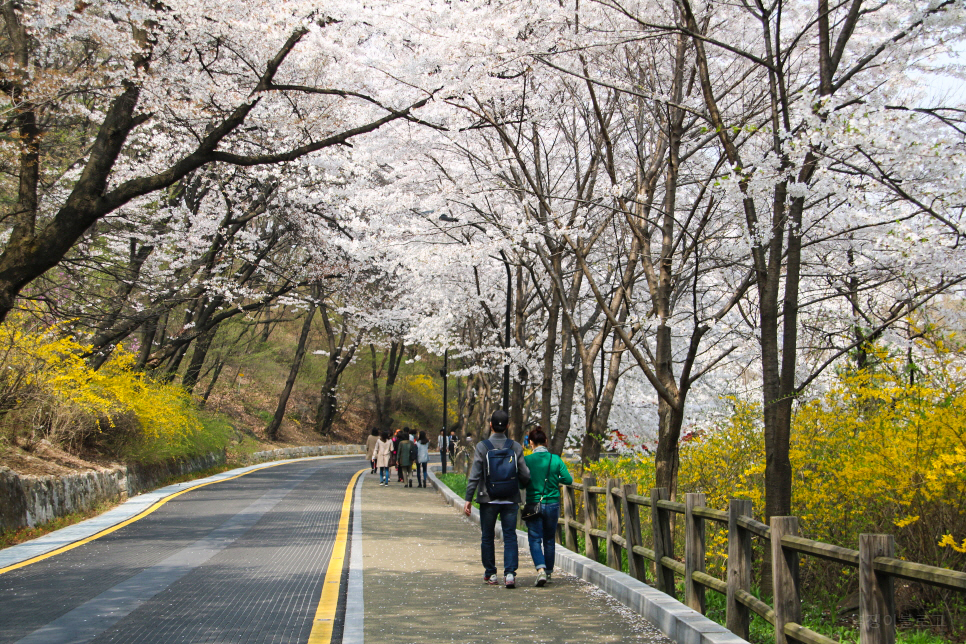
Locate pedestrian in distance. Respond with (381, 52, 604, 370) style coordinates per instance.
(366, 428, 379, 474)
(392, 429, 403, 482)
(397, 431, 414, 487)
(416, 430, 431, 487)
(463, 410, 530, 588)
(522, 426, 572, 587)
(449, 430, 457, 458)
(374, 431, 392, 486)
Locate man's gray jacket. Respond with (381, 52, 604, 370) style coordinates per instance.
(464, 433, 530, 504)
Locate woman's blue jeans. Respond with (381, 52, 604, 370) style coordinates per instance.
(525, 502, 560, 571)
(416, 462, 428, 485)
(379, 467, 390, 484)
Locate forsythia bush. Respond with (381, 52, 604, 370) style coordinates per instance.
(397, 374, 458, 426)
(581, 328, 966, 594)
(0, 317, 204, 459)
(676, 336, 966, 577)
(584, 454, 657, 494)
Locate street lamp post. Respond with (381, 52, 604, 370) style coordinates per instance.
(501, 252, 511, 412)
(440, 348, 448, 474)
(437, 213, 511, 415)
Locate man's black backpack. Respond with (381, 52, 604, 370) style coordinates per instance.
(409, 440, 418, 462)
(482, 438, 519, 499)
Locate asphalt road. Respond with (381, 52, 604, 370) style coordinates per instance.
(0, 456, 365, 644)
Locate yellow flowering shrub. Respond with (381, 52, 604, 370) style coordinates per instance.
(585, 454, 657, 495)
(674, 339, 966, 581)
(588, 331, 966, 592)
(0, 316, 205, 460)
(396, 373, 458, 426)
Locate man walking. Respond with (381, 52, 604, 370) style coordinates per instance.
(463, 410, 529, 588)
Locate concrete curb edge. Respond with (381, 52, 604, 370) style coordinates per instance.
(427, 466, 751, 644)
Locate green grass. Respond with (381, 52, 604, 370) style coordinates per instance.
(437, 472, 478, 508)
(700, 582, 950, 644)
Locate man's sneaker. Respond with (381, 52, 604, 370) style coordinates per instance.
(484, 574, 498, 585)
(504, 573, 516, 588)
(535, 569, 548, 587)
(546, 572, 552, 584)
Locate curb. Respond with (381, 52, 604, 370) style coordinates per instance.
(0, 453, 360, 570)
(427, 467, 750, 644)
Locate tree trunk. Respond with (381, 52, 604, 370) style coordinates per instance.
(313, 304, 356, 436)
(135, 316, 158, 370)
(266, 306, 316, 441)
(550, 342, 579, 455)
(181, 326, 217, 392)
(201, 361, 224, 404)
(654, 399, 685, 499)
(540, 285, 560, 433)
(370, 340, 404, 433)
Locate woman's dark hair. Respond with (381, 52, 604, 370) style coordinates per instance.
(528, 427, 547, 446)
(380, 430, 390, 441)
(418, 431, 428, 444)
(371, 428, 379, 436)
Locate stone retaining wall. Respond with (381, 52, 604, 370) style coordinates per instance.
(246, 444, 363, 463)
(0, 444, 364, 533)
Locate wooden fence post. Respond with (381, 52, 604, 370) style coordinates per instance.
(583, 475, 600, 562)
(651, 487, 675, 597)
(555, 482, 564, 545)
(685, 492, 707, 613)
(727, 499, 753, 640)
(562, 483, 578, 552)
(605, 478, 622, 570)
(860, 534, 896, 644)
(622, 482, 647, 582)
(771, 516, 801, 644)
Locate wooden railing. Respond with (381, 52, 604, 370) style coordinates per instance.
(560, 476, 966, 644)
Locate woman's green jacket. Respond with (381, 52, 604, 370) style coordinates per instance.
(523, 450, 573, 504)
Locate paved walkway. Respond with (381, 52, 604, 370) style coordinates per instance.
(359, 473, 674, 644)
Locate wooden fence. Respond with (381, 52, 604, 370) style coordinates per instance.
(559, 476, 966, 644)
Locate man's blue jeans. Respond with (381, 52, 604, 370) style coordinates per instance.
(525, 502, 560, 571)
(479, 502, 519, 576)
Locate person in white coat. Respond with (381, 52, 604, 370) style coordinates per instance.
(374, 431, 393, 486)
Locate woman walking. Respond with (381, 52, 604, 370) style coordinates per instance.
(366, 428, 379, 474)
(523, 426, 573, 586)
(415, 430, 430, 487)
(391, 429, 403, 482)
(374, 431, 393, 486)
(397, 431, 414, 487)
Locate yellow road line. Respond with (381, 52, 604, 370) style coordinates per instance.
(308, 468, 365, 644)
(0, 457, 349, 576)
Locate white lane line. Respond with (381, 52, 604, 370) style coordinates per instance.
(342, 472, 366, 644)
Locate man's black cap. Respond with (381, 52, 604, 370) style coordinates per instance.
(490, 410, 509, 431)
